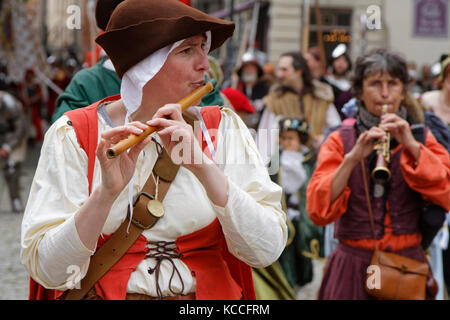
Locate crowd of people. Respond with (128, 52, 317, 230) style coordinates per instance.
(0, 56, 78, 213)
(0, 0, 448, 301)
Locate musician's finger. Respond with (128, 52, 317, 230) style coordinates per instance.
(96, 137, 108, 160)
(156, 126, 174, 137)
(362, 130, 385, 144)
(383, 117, 408, 128)
(101, 125, 144, 141)
(147, 117, 188, 131)
(155, 125, 185, 140)
(147, 117, 172, 129)
(152, 103, 183, 122)
(380, 113, 403, 125)
(128, 121, 150, 131)
(127, 136, 152, 163)
(383, 123, 408, 140)
(366, 127, 386, 138)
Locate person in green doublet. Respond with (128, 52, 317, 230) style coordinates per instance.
(274, 117, 324, 288)
(252, 116, 324, 299)
(51, 56, 121, 123)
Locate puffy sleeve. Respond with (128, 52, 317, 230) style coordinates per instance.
(211, 108, 288, 268)
(401, 132, 450, 211)
(20, 116, 94, 290)
(324, 103, 342, 132)
(306, 130, 351, 226)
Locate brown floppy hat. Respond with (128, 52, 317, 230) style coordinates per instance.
(95, 0, 124, 31)
(96, 0, 235, 78)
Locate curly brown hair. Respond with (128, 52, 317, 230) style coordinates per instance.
(351, 48, 410, 97)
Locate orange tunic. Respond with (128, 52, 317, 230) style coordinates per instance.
(306, 130, 450, 252)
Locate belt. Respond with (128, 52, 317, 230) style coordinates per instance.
(126, 293, 196, 300)
(82, 287, 196, 300)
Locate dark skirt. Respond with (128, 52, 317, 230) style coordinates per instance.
(318, 242, 432, 300)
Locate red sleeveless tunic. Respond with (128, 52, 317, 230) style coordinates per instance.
(28, 96, 255, 300)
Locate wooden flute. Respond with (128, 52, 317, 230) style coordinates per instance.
(106, 81, 213, 159)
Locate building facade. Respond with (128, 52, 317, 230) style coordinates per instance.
(194, 0, 449, 70)
(26, 0, 450, 73)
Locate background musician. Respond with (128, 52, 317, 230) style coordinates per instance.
(306, 48, 450, 300)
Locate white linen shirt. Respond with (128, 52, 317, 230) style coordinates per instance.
(20, 106, 287, 297)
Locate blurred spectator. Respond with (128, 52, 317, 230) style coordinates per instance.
(221, 87, 255, 122)
(237, 51, 269, 101)
(430, 62, 442, 90)
(323, 44, 353, 119)
(51, 53, 121, 123)
(418, 64, 433, 92)
(82, 44, 103, 69)
(257, 51, 340, 162)
(261, 62, 276, 88)
(304, 46, 325, 81)
(51, 0, 123, 122)
(408, 68, 423, 98)
(46, 56, 72, 123)
(274, 116, 324, 288)
(65, 58, 79, 80)
(0, 61, 11, 91)
(0, 63, 19, 98)
(206, 55, 224, 87)
(18, 68, 44, 143)
(252, 116, 324, 300)
(236, 50, 269, 129)
(200, 56, 228, 108)
(420, 54, 450, 126)
(0, 90, 27, 213)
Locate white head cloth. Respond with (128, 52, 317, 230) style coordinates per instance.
(120, 31, 211, 122)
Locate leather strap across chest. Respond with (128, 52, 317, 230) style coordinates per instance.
(62, 115, 197, 300)
(63, 147, 179, 300)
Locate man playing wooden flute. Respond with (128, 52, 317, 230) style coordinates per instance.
(21, 0, 287, 300)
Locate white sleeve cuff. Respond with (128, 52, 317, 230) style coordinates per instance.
(36, 214, 93, 289)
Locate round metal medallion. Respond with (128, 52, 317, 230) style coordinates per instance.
(147, 199, 165, 218)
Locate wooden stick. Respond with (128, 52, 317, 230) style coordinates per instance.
(106, 81, 213, 159)
(315, 0, 326, 75)
(301, 0, 311, 55)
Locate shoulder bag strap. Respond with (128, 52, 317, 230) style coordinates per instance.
(361, 160, 379, 251)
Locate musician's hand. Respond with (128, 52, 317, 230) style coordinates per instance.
(96, 122, 152, 199)
(148, 104, 205, 170)
(347, 126, 387, 163)
(380, 113, 420, 159)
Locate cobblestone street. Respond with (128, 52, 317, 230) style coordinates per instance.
(295, 259, 325, 300)
(0, 142, 41, 300)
